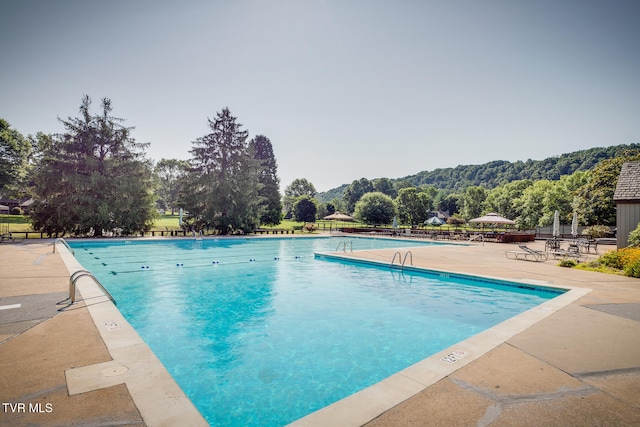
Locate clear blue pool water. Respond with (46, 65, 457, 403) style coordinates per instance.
(70, 237, 561, 426)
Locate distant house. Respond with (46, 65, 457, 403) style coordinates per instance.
(428, 210, 450, 220)
(613, 161, 640, 248)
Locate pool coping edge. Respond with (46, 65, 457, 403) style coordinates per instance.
(289, 252, 590, 426)
(56, 243, 209, 427)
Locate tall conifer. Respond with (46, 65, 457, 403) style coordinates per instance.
(183, 108, 262, 234)
(31, 96, 156, 236)
(249, 135, 282, 226)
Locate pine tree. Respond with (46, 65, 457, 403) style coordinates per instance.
(31, 96, 156, 236)
(183, 108, 263, 234)
(249, 135, 282, 226)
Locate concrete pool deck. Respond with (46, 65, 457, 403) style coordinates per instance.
(1, 238, 639, 426)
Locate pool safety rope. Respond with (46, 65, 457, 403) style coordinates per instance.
(111, 255, 313, 274)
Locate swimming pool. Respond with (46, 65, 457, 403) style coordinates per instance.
(70, 237, 561, 426)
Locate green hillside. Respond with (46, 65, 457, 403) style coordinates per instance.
(317, 143, 639, 203)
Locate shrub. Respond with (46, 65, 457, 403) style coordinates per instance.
(624, 259, 640, 278)
(582, 225, 611, 238)
(599, 250, 624, 270)
(628, 222, 640, 247)
(447, 214, 466, 225)
(619, 247, 640, 268)
(11, 207, 23, 215)
(303, 223, 317, 233)
(595, 248, 640, 277)
(558, 259, 577, 268)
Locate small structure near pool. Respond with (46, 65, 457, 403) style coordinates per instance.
(614, 160, 640, 249)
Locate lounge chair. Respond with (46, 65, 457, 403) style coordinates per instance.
(505, 245, 549, 262)
(547, 248, 588, 262)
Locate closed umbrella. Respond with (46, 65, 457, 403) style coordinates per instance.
(553, 210, 560, 238)
(571, 211, 578, 238)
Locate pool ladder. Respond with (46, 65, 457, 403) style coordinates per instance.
(336, 240, 353, 252)
(67, 270, 116, 306)
(53, 238, 75, 255)
(390, 251, 413, 270)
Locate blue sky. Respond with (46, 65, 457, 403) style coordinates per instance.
(2, 0, 639, 192)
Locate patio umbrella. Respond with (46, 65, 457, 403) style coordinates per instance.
(425, 216, 445, 226)
(571, 211, 578, 238)
(553, 210, 560, 238)
(469, 213, 515, 225)
(393, 216, 398, 228)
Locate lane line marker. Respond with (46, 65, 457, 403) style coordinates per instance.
(0, 304, 22, 311)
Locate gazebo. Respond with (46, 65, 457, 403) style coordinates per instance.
(469, 213, 515, 226)
(468, 213, 533, 243)
(323, 212, 354, 221)
(323, 212, 354, 231)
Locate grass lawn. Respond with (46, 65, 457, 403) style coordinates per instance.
(3, 213, 497, 236)
(1, 215, 32, 233)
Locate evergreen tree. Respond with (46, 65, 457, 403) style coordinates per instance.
(249, 135, 282, 226)
(31, 96, 156, 236)
(183, 108, 262, 234)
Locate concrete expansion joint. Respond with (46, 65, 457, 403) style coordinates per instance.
(450, 378, 598, 426)
(7, 384, 67, 403)
(574, 366, 640, 378)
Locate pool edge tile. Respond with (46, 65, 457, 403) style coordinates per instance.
(289, 286, 591, 426)
(57, 245, 209, 427)
(290, 373, 427, 427)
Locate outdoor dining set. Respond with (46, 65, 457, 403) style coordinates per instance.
(505, 237, 598, 263)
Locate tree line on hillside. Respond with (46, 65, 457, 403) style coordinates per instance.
(317, 144, 640, 203)
(282, 147, 639, 230)
(1, 96, 638, 236)
(306, 155, 636, 230)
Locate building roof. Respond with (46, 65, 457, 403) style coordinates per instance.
(614, 161, 640, 201)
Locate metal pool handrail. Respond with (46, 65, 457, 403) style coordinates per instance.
(53, 238, 75, 255)
(390, 251, 402, 268)
(402, 250, 413, 268)
(69, 270, 116, 306)
(336, 240, 353, 252)
(390, 250, 413, 270)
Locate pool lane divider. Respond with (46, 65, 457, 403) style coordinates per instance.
(104, 255, 313, 275)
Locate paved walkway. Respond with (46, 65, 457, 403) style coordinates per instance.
(0, 241, 144, 426)
(1, 238, 639, 426)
